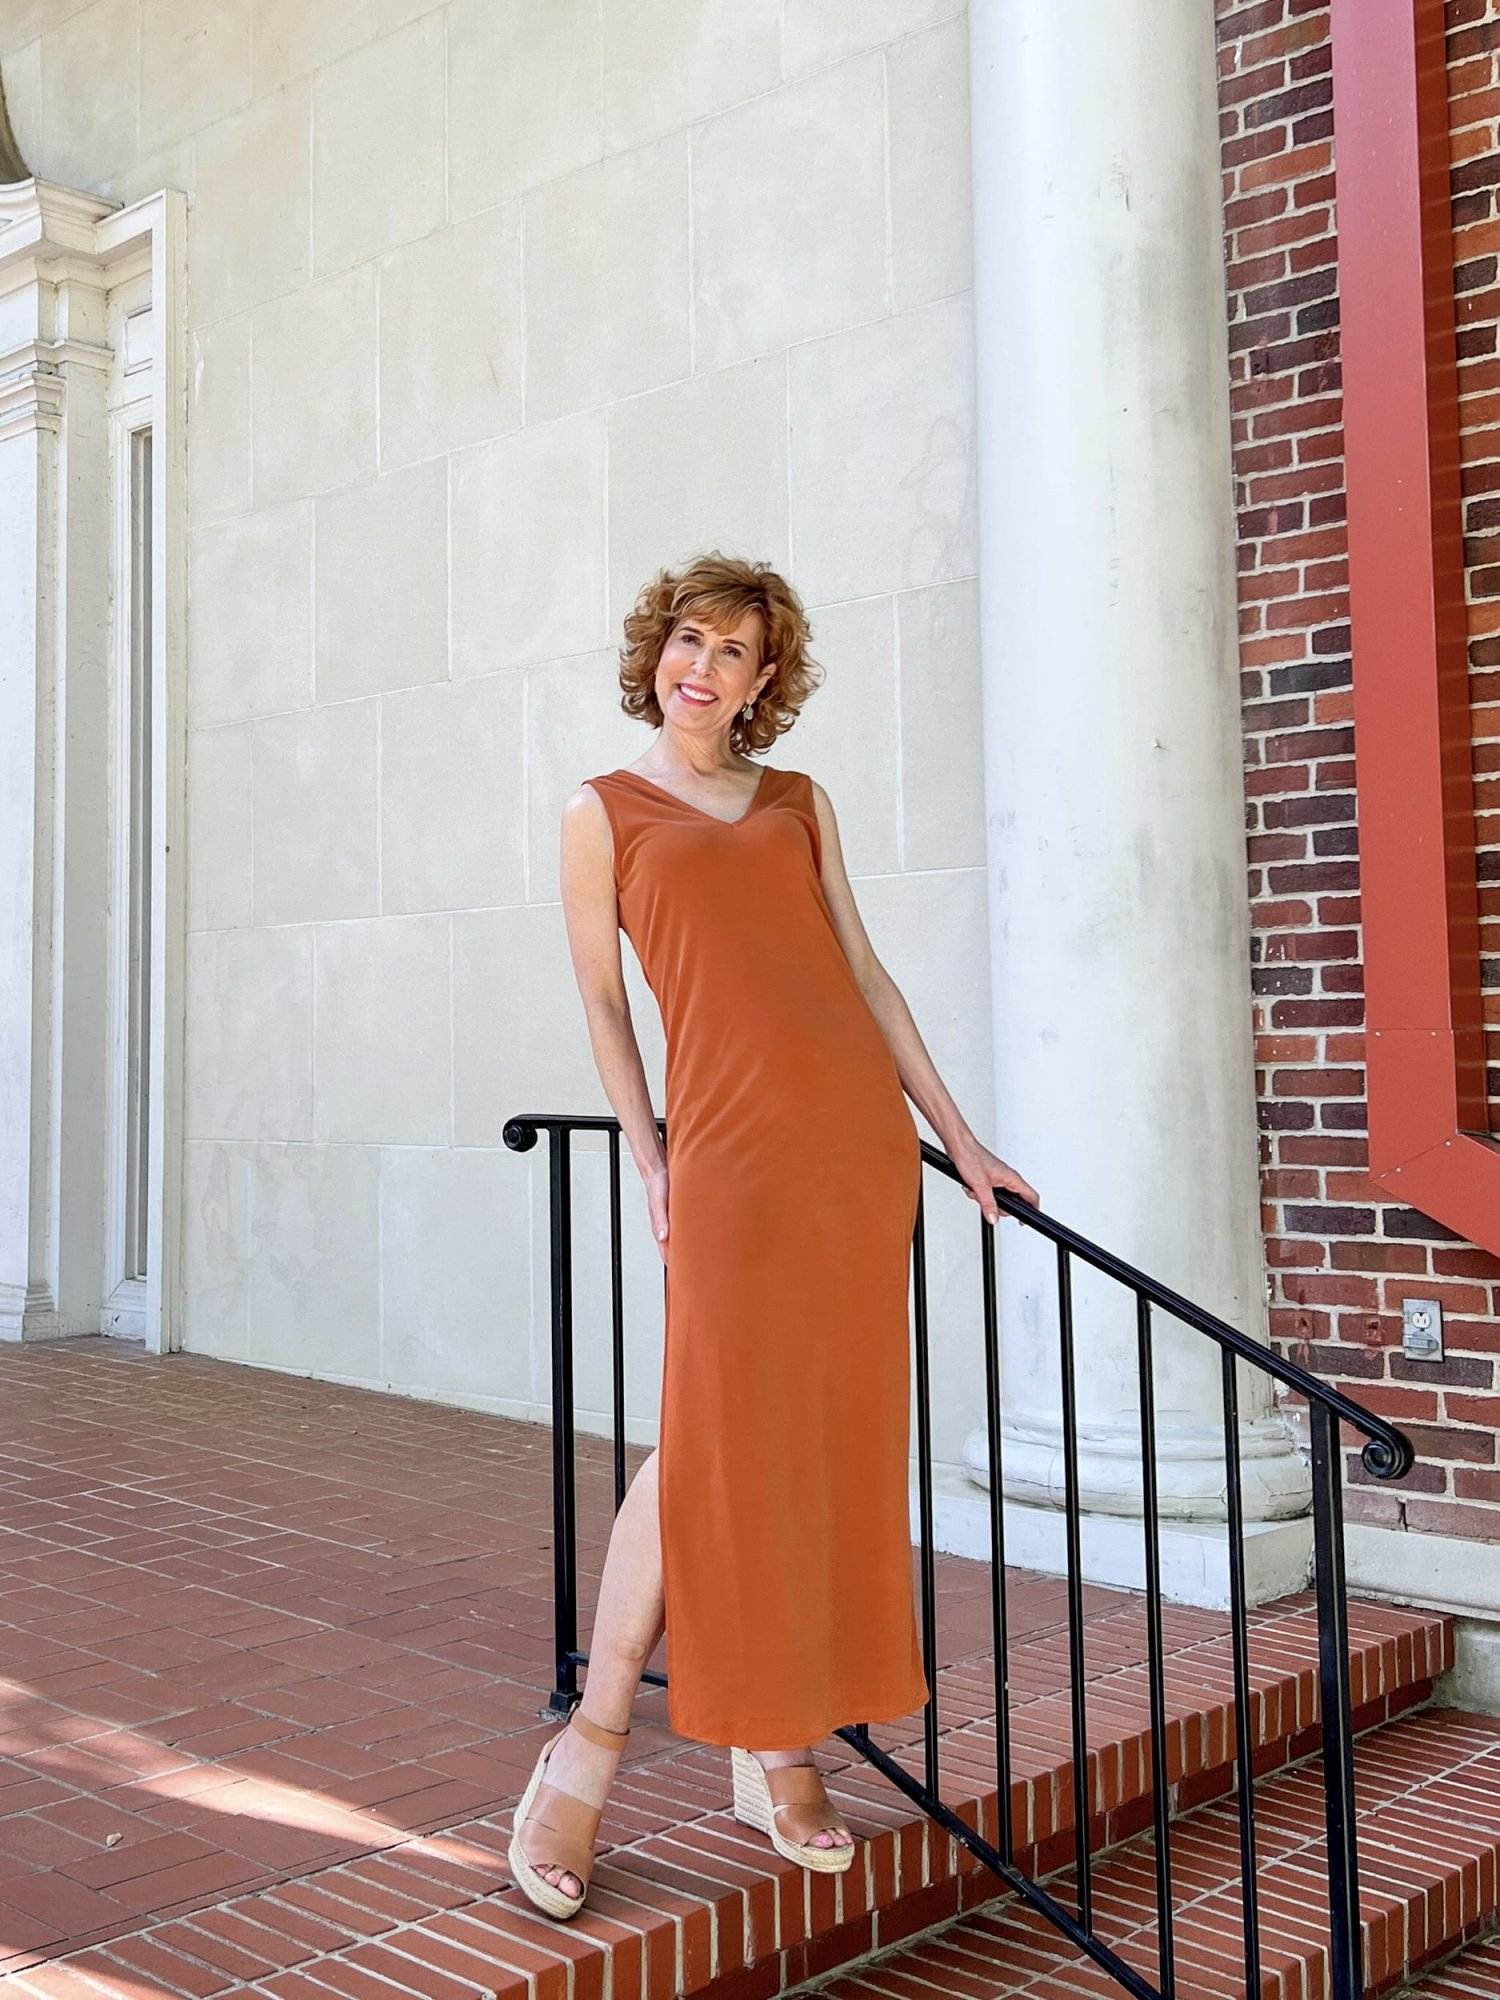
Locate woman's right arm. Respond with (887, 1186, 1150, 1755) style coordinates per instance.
(559, 784, 671, 1261)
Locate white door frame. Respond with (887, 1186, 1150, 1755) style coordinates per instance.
(101, 191, 188, 1355)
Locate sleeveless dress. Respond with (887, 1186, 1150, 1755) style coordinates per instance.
(583, 762, 929, 1748)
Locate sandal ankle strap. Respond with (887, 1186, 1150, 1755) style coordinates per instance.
(571, 1708, 630, 1749)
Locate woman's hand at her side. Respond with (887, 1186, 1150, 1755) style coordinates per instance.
(953, 1139, 1038, 1223)
(645, 1164, 670, 1264)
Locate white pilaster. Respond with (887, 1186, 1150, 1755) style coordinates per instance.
(964, 1, 1310, 1552)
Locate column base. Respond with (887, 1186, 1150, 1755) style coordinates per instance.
(0, 1282, 62, 1342)
(971, 1413, 1313, 1524)
(915, 1464, 1314, 1612)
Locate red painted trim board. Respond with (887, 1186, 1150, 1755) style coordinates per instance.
(1330, 0, 1496, 1245)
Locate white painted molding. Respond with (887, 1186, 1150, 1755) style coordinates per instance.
(0, 177, 116, 272)
(0, 178, 187, 1354)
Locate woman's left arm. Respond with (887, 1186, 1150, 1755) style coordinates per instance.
(808, 778, 1040, 1222)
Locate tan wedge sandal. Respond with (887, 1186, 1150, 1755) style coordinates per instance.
(508, 1708, 630, 1919)
(729, 1746, 857, 1874)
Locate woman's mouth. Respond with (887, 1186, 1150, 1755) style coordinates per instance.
(676, 684, 717, 706)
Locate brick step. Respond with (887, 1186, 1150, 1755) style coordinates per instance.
(7, 1593, 1451, 1999)
(787, 1706, 1500, 2000)
(1396, 1932, 1500, 2000)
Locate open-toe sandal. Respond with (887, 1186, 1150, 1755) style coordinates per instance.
(729, 1746, 856, 1873)
(508, 1709, 630, 1918)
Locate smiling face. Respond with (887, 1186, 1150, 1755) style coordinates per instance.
(655, 605, 771, 735)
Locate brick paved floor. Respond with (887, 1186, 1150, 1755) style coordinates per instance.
(0, 1338, 1469, 1999)
(0, 1339, 1075, 1976)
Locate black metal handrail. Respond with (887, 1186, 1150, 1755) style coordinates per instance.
(504, 1112, 1414, 2000)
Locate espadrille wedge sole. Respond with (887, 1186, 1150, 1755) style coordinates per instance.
(729, 1746, 856, 1873)
(508, 1708, 630, 1919)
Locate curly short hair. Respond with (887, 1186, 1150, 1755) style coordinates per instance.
(617, 551, 824, 755)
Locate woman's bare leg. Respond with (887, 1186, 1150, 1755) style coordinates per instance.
(525, 1445, 665, 1899)
(523, 1445, 849, 1891)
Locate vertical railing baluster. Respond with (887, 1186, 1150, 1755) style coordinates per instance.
(549, 1124, 579, 1715)
(1222, 1350, 1262, 2000)
(1136, 1297, 1175, 1998)
(981, 1209, 1014, 1865)
(1057, 1243, 1093, 1932)
(609, 1125, 626, 1511)
(911, 1178, 940, 1798)
(1311, 1404, 1363, 2000)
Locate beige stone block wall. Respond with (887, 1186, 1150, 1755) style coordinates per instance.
(2, 0, 993, 1467)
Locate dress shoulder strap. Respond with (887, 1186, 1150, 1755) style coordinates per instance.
(785, 768, 821, 869)
(581, 770, 657, 818)
(579, 771, 658, 885)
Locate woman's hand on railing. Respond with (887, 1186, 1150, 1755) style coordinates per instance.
(645, 1164, 670, 1264)
(950, 1138, 1039, 1221)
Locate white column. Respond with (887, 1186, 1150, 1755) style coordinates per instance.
(963, 2, 1310, 1548)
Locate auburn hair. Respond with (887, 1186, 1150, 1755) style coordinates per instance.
(617, 551, 824, 754)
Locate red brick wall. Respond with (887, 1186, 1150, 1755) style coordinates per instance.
(1216, 0, 1500, 1539)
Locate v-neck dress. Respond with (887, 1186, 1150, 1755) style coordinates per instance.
(582, 762, 929, 1747)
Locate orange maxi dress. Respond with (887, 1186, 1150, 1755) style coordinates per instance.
(583, 761, 930, 1748)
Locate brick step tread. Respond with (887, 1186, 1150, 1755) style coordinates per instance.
(0, 1600, 1452, 2000)
(1397, 1933, 1500, 2000)
(794, 1708, 1500, 2000)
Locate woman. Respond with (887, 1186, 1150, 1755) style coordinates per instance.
(511, 552, 1039, 1920)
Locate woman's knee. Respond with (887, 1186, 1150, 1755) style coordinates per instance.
(605, 1626, 657, 1669)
